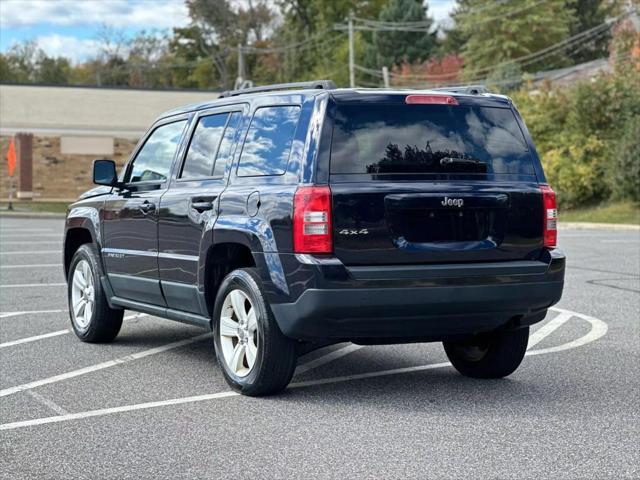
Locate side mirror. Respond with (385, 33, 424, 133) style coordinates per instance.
(93, 159, 119, 187)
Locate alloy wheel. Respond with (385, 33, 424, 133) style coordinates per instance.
(218, 289, 259, 377)
(71, 259, 95, 330)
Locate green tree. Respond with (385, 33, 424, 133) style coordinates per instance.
(185, 0, 276, 88)
(34, 54, 71, 84)
(568, 0, 616, 63)
(458, 0, 575, 77)
(0, 54, 23, 83)
(274, 0, 385, 85)
(367, 0, 437, 68)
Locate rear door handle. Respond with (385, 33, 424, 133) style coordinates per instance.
(139, 201, 155, 214)
(191, 200, 214, 212)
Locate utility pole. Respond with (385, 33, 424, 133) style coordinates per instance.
(348, 12, 355, 88)
(236, 43, 245, 89)
(382, 66, 390, 88)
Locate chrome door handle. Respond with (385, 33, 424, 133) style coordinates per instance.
(139, 201, 155, 213)
(191, 201, 214, 212)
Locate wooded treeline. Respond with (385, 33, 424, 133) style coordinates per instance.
(0, 0, 632, 90)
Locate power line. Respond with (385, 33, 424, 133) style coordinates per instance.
(367, 14, 624, 83)
(243, 32, 346, 55)
(456, 0, 550, 25)
(241, 28, 340, 53)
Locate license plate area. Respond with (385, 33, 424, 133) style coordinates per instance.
(384, 193, 509, 245)
(388, 209, 501, 243)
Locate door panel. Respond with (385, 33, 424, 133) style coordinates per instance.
(102, 185, 166, 304)
(102, 119, 188, 306)
(159, 109, 244, 314)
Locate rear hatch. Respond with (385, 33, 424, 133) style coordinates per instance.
(328, 93, 544, 266)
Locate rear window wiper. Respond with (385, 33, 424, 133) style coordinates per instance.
(440, 156, 485, 167)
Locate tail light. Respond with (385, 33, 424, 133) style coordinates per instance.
(293, 186, 332, 253)
(541, 185, 557, 248)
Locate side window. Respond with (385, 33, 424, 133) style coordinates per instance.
(180, 113, 228, 179)
(128, 121, 186, 183)
(212, 111, 242, 178)
(237, 105, 300, 177)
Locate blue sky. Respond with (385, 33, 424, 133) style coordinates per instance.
(0, 0, 456, 63)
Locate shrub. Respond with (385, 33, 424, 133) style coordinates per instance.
(512, 68, 640, 208)
(486, 62, 523, 92)
(610, 116, 640, 202)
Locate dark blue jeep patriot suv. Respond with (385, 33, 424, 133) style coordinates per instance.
(63, 81, 565, 395)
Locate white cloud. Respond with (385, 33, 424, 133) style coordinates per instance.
(33, 34, 100, 62)
(429, 0, 457, 27)
(0, 0, 190, 29)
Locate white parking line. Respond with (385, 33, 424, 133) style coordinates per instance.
(0, 250, 59, 255)
(0, 283, 66, 288)
(27, 391, 70, 416)
(527, 307, 608, 356)
(527, 311, 572, 349)
(0, 332, 212, 397)
(0, 241, 61, 245)
(0, 313, 148, 348)
(0, 234, 62, 238)
(0, 330, 69, 348)
(0, 307, 608, 431)
(0, 264, 61, 269)
(295, 344, 363, 375)
(1, 391, 240, 430)
(0, 309, 66, 319)
(0, 229, 57, 233)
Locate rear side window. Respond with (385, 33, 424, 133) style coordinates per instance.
(237, 105, 300, 177)
(181, 113, 228, 179)
(331, 104, 534, 175)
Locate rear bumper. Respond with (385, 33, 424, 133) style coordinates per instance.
(268, 249, 565, 341)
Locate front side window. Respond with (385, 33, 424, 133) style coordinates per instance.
(237, 105, 300, 177)
(128, 121, 186, 183)
(181, 113, 229, 179)
(212, 112, 242, 178)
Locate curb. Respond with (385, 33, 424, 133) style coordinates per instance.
(560, 222, 640, 231)
(0, 212, 66, 219)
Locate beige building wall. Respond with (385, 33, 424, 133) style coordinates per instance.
(0, 84, 220, 201)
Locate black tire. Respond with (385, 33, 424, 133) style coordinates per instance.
(67, 244, 123, 343)
(212, 267, 297, 396)
(443, 327, 529, 379)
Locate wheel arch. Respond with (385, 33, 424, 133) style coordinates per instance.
(202, 242, 257, 323)
(64, 226, 96, 278)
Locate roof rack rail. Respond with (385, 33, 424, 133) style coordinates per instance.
(430, 85, 489, 95)
(219, 80, 336, 98)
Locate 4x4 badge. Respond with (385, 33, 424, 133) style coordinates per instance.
(441, 197, 464, 207)
(339, 228, 369, 235)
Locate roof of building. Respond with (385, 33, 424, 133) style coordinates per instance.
(0, 84, 221, 138)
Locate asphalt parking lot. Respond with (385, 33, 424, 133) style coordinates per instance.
(0, 217, 638, 479)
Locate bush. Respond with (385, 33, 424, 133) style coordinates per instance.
(486, 62, 523, 92)
(611, 116, 640, 202)
(512, 68, 640, 209)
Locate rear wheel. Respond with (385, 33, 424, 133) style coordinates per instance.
(443, 327, 529, 379)
(212, 268, 297, 396)
(67, 244, 123, 343)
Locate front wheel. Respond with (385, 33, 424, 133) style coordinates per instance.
(212, 268, 297, 396)
(443, 327, 529, 379)
(67, 244, 123, 343)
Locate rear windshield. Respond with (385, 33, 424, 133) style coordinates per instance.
(330, 104, 534, 175)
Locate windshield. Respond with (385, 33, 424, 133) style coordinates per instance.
(330, 103, 534, 175)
